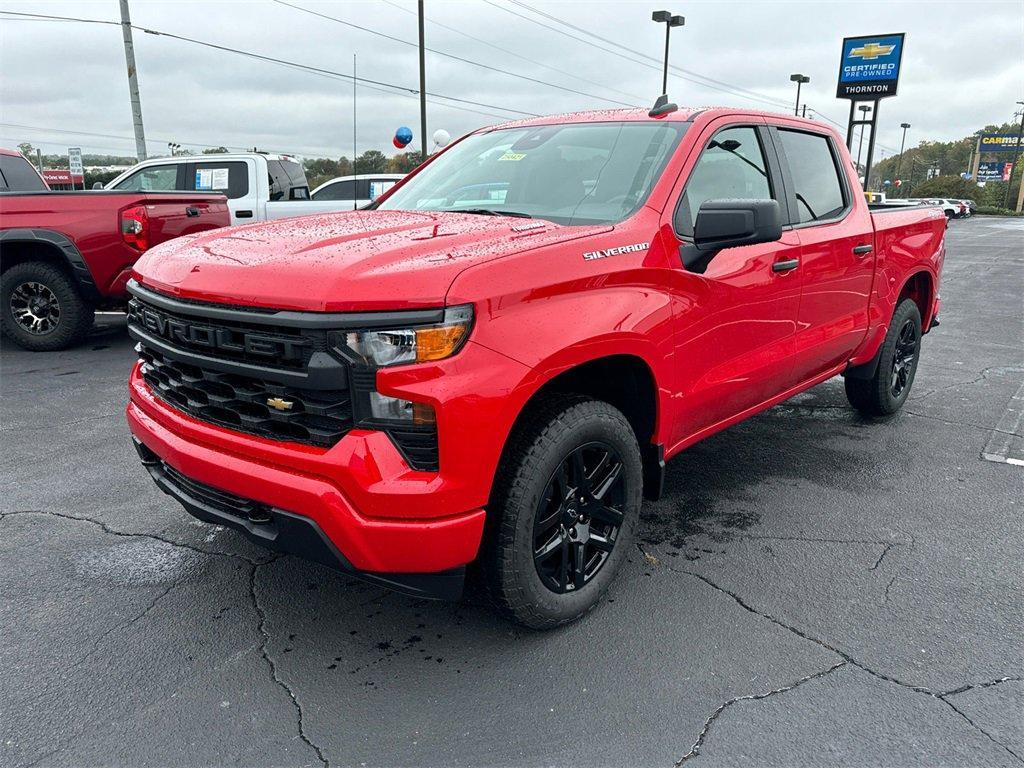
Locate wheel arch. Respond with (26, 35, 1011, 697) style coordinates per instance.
(500, 351, 666, 502)
(0, 229, 99, 301)
(897, 268, 935, 331)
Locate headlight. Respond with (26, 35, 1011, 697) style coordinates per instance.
(343, 304, 473, 367)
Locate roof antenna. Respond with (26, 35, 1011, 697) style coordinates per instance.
(649, 10, 684, 117)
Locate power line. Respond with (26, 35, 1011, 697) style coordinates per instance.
(273, 0, 638, 108)
(0, 10, 538, 120)
(379, 0, 648, 104)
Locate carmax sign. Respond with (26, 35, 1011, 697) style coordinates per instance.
(837, 33, 905, 99)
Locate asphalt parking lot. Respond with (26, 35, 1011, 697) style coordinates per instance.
(2, 215, 1022, 768)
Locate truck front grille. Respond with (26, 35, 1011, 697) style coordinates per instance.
(138, 345, 353, 448)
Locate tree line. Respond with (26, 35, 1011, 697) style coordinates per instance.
(870, 120, 1022, 211)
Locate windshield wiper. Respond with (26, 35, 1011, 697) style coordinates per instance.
(439, 208, 533, 218)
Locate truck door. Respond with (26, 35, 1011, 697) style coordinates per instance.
(769, 127, 875, 379)
(184, 160, 255, 225)
(662, 121, 803, 444)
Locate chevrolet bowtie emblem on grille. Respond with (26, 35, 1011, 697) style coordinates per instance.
(266, 397, 294, 411)
(849, 42, 895, 60)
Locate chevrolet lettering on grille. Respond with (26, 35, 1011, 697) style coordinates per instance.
(129, 302, 309, 362)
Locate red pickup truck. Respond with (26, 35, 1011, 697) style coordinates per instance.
(0, 150, 229, 351)
(125, 107, 945, 627)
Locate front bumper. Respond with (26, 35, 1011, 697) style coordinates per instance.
(127, 367, 491, 600)
(133, 438, 466, 599)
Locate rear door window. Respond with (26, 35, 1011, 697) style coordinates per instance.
(0, 154, 47, 191)
(777, 129, 847, 224)
(268, 159, 310, 200)
(312, 179, 354, 201)
(111, 164, 180, 192)
(189, 161, 249, 199)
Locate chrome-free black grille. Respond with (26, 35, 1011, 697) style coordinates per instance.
(138, 345, 352, 447)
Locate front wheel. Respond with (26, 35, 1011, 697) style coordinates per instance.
(484, 397, 643, 629)
(845, 298, 922, 417)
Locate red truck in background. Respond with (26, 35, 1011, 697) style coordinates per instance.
(125, 107, 946, 628)
(0, 148, 230, 351)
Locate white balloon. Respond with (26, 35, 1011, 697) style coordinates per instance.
(432, 129, 451, 148)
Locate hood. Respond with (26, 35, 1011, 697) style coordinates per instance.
(134, 210, 610, 311)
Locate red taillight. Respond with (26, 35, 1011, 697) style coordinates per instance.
(121, 205, 149, 252)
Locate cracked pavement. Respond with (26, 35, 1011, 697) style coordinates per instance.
(2, 217, 1022, 766)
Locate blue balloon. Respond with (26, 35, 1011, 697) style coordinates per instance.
(883, 179, 891, 186)
(395, 126, 413, 145)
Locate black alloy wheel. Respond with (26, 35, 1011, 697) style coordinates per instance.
(10, 280, 61, 335)
(890, 319, 919, 398)
(533, 442, 625, 594)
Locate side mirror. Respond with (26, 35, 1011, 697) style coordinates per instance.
(693, 198, 782, 252)
(92, 182, 104, 190)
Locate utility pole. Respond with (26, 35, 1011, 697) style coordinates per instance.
(1003, 101, 1024, 209)
(801, 104, 807, 118)
(418, 0, 427, 162)
(119, 0, 147, 161)
(353, 53, 358, 211)
(789, 74, 809, 116)
(34, 148, 43, 174)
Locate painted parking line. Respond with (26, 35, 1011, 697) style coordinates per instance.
(982, 380, 1024, 466)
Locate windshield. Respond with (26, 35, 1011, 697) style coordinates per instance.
(377, 121, 688, 225)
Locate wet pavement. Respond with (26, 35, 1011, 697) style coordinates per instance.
(2, 216, 1022, 767)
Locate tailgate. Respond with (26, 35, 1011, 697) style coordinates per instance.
(137, 193, 231, 247)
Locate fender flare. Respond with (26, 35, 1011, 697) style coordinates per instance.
(0, 228, 100, 301)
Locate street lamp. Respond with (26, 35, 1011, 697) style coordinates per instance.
(167, 142, 181, 156)
(652, 11, 685, 96)
(789, 74, 809, 116)
(856, 104, 871, 172)
(894, 123, 910, 195)
(1003, 101, 1024, 209)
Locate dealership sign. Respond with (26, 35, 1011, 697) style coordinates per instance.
(980, 134, 1023, 152)
(836, 33, 905, 99)
(977, 162, 1005, 181)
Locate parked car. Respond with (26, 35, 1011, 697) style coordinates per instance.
(924, 198, 966, 219)
(126, 107, 946, 628)
(0, 148, 49, 192)
(106, 153, 362, 226)
(311, 174, 405, 206)
(1, 187, 229, 350)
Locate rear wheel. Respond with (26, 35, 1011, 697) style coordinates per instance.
(845, 298, 922, 417)
(484, 397, 642, 629)
(0, 261, 93, 351)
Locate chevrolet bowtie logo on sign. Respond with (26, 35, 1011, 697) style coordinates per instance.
(837, 33, 905, 99)
(266, 397, 294, 411)
(849, 42, 896, 60)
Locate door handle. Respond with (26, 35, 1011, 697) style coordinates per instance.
(772, 259, 800, 273)
(185, 206, 200, 217)
(235, 210, 253, 219)
(853, 244, 873, 255)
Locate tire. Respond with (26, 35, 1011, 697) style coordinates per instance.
(484, 396, 643, 629)
(0, 261, 93, 351)
(845, 298, 922, 417)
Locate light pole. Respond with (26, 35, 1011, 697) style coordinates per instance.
(417, 0, 427, 163)
(790, 74, 809, 116)
(1003, 101, 1024, 209)
(652, 11, 685, 96)
(856, 104, 871, 174)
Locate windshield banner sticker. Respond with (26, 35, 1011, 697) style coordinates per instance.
(583, 242, 650, 261)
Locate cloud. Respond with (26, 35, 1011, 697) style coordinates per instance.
(1, 0, 1021, 160)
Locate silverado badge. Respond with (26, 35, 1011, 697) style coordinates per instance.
(582, 242, 649, 261)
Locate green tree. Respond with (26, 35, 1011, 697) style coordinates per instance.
(202, 146, 229, 154)
(910, 175, 977, 199)
(386, 151, 423, 173)
(17, 142, 35, 159)
(354, 150, 387, 174)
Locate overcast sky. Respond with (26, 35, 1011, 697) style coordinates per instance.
(1, 0, 1022, 163)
